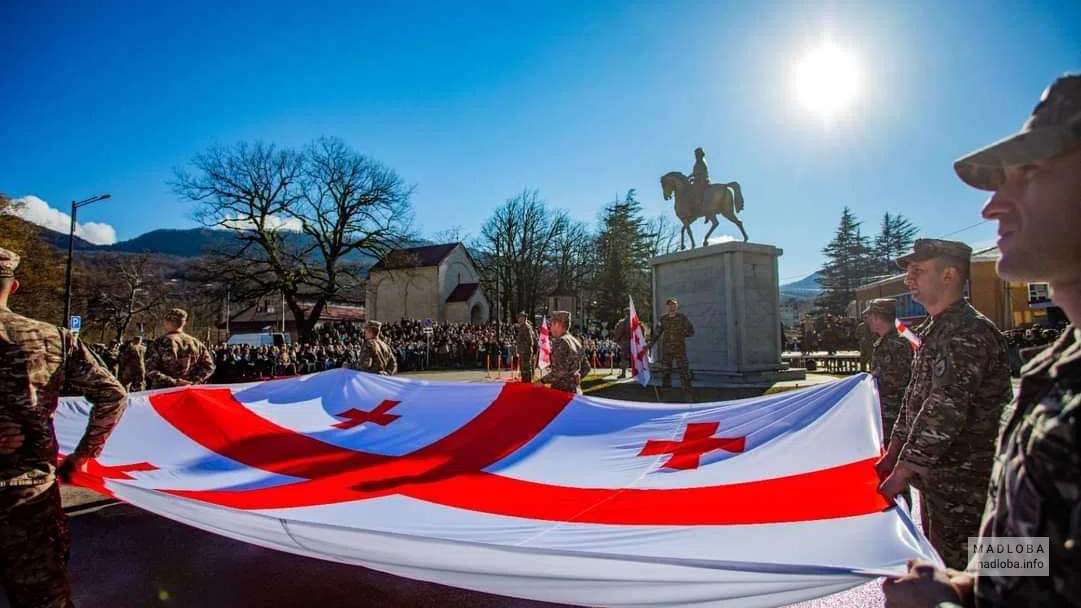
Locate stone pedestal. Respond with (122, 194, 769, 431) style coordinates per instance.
(650, 242, 805, 385)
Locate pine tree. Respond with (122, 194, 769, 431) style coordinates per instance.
(594, 190, 655, 324)
(817, 207, 874, 315)
(873, 212, 919, 275)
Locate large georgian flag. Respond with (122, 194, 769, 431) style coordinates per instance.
(56, 371, 937, 607)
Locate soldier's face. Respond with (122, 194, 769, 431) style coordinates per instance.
(981, 147, 1081, 284)
(164, 319, 180, 333)
(904, 259, 947, 308)
(551, 321, 566, 337)
(863, 314, 890, 336)
(666, 302, 677, 314)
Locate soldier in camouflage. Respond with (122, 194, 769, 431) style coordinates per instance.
(118, 335, 147, 392)
(883, 74, 1081, 608)
(876, 239, 1012, 570)
(0, 246, 128, 608)
(611, 308, 632, 379)
(650, 298, 695, 396)
(515, 312, 537, 383)
(861, 298, 912, 441)
(348, 321, 397, 376)
(539, 311, 591, 393)
(145, 308, 215, 389)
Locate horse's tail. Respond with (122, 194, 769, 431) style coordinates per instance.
(726, 182, 744, 213)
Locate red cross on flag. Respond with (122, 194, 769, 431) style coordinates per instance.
(538, 316, 552, 370)
(628, 295, 651, 386)
(56, 371, 938, 607)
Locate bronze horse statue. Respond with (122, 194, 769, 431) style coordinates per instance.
(661, 172, 747, 249)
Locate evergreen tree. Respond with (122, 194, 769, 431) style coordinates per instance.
(594, 190, 655, 324)
(873, 212, 919, 274)
(817, 207, 874, 315)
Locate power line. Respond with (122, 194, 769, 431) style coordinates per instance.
(936, 220, 992, 239)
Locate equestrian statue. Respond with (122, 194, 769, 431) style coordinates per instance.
(660, 147, 747, 249)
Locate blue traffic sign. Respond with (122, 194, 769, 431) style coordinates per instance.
(423, 318, 433, 328)
(70, 315, 82, 331)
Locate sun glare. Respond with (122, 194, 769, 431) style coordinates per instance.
(792, 42, 860, 122)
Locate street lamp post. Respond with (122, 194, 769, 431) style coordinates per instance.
(63, 194, 111, 328)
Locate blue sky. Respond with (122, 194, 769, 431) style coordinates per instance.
(1, 0, 1078, 282)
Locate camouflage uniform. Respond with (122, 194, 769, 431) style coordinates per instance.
(515, 317, 537, 383)
(871, 332, 912, 439)
(0, 246, 128, 608)
(348, 322, 397, 376)
(888, 298, 1012, 569)
(652, 304, 695, 390)
(118, 342, 146, 392)
(857, 321, 875, 372)
(611, 312, 632, 377)
(145, 331, 215, 389)
(540, 311, 591, 393)
(970, 327, 1081, 606)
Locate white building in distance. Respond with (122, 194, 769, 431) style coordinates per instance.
(365, 243, 490, 324)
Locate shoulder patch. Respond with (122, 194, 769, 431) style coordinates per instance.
(932, 349, 954, 388)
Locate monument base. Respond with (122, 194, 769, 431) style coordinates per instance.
(650, 241, 795, 384)
(649, 367, 807, 388)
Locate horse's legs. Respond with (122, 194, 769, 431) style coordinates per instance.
(737, 220, 749, 242)
(702, 216, 719, 246)
(680, 224, 687, 250)
(686, 223, 696, 249)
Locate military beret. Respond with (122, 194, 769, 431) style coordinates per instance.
(861, 298, 897, 320)
(896, 238, 972, 269)
(164, 308, 188, 323)
(0, 246, 20, 278)
(551, 310, 571, 325)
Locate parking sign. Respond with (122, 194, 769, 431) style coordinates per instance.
(70, 315, 82, 334)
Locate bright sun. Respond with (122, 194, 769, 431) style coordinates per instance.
(792, 42, 860, 121)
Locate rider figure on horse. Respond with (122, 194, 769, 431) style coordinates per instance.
(689, 147, 710, 215)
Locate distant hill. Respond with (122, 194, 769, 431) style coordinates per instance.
(780, 272, 823, 301)
(31, 218, 385, 267)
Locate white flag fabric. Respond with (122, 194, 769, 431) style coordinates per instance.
(56, 372, 938, 607)
(538, 316, 552, 370)
(629, 295, 651, 387)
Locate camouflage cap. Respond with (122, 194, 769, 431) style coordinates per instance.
(517, 311, 528, 319)
(955, 74, 1081, 191)
(551, 310, 571, 325)
(861, 298, 897, 320)
(665, 297, 678, 305)
(164, 308, 188, 323)
(0, 246, 19, 278)
(896, 238, 972, 269)
(365, 320, 382, 334)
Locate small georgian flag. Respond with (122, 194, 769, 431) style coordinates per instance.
(538, 316, 552, 370)
(895, 318, 921, 350)
(628, 295, 651, 387)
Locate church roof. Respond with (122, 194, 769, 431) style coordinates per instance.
(446, 282, 480, 303)
(370, 243, 460, 271)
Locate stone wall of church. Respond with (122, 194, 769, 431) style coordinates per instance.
(367, 267, 440, 322)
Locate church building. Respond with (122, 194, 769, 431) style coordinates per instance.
(366, 243, 490, 324)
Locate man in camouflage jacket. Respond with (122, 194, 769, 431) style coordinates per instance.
(145, 308, 215, 389)
(349, 321, 397, 376)
(118, 335, 147, 392)
(540, 311, 591, 393)
(0, 246, 128, 608)
(650, 298, 695, 395)
(882, 74, 1081, 608)
(876, 239, 1012, 570)
(515, 312, 537, 383)
(861, 298, 913, 440)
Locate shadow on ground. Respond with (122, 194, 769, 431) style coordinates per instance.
(21, 504, 566, 608)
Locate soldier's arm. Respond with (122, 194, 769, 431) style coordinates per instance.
(897, 335, 991, 474)
(145, 342, 181, 387)
(579, 348, 592, 378)
(192, 344, 216, 384)
(683, 315, 695, 338)
(64, 334, 128, 459)
(386, 346, 398, 376)
(539, 340, 565, 384)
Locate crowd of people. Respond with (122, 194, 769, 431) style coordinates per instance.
(194, 320, 625, 383)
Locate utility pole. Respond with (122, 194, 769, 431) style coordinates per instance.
(63, 193, 111, 327)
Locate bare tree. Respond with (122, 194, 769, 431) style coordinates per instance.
(475, 190, 567, 322)
(174, 137, 414, 341)
(645, 214, 680, 258)
(432, 225, 469, 243)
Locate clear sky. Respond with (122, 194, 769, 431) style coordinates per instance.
(1, 0, 1078, 282)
